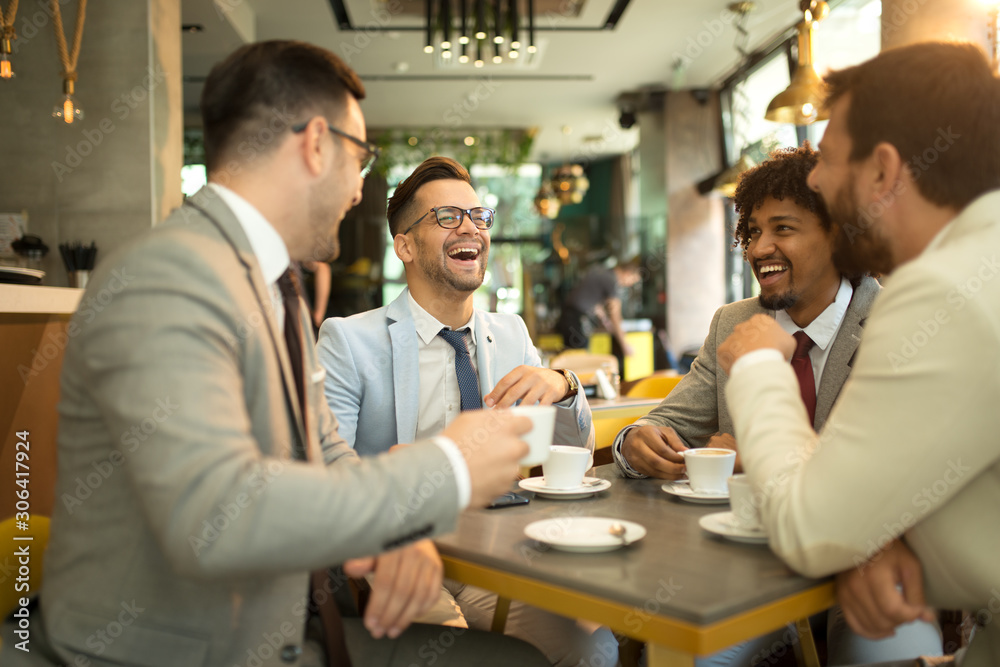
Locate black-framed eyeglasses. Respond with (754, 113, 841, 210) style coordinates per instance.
(401, 206, 496, 235)
(291, 120, 380, 178)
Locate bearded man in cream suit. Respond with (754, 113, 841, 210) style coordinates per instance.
(719, 42, 1000, 667)
(0, 42, 549, 667)
(316, 157, 614, 667)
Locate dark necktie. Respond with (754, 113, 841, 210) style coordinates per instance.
(281, 269, 354, 666)
(791, 331, 817, 425)
(277, 269, 307, 424)
(438, 328, 482, 410)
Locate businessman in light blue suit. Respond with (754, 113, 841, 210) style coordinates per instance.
(316, 157, 611, 667)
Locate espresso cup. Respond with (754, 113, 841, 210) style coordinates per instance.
(509, 405, 556, 466)
(542, 445, 593, 489)
(681, 448, 736, 495)
(727, 474, 763, 531)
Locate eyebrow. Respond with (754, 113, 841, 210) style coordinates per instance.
(748, 214, 802, 224)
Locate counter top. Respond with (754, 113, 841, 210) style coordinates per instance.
(0, 284, 83, 315)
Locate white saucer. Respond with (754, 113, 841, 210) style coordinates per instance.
(698, 511, 768, 545)
(661, 480, 730, 505)
(524, 517, 646, 553)
(519, 476, 611, 499)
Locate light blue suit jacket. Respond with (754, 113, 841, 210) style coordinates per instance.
(316, 288, 595, 456)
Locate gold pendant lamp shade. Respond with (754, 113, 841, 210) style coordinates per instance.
(765, 1, 829, 125)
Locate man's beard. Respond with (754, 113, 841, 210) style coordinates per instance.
(828, 183, 894, 277)
(306, 185, 342, 263)
(758, 290, 798, 312)
(414, 235, 487, 293)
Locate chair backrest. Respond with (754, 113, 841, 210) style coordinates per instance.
(0, 515, 50, 619)
(626, 373, 683, 399)
(549, 352, 619, 385)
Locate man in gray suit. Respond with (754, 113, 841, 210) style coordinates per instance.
(614, 145, 879, 479)
(614, 146, 941, 666)
(1, 41, 548, 667)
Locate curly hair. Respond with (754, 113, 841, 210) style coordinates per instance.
(732, 144, 830, 249)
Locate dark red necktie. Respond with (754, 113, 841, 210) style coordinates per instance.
(791, 331, 816, 425)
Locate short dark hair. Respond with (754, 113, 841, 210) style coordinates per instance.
(386, 157, 472, 236)
(733, 144, 830, 248)
(200, 40, 366, 173)
(824, 41, 1000, 210)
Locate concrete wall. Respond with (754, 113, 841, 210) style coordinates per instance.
(0, 0, 182, 286)
(664, 90, 725, 354)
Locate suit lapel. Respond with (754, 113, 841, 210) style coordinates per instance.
(184, 187, 309, 460)
(474, 311, 496, 394)
(387, 291, 420, 444)
(814, 278, 877, 426)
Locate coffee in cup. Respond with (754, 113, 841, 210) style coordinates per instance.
(508, 405, 556, 466)
(542, 445, 593, 489)
(681, 448, 736, 494)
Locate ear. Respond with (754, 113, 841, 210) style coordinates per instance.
(298, 118, 328, 178)
(868, 141, 906, 201)
(393, 232, 414, 264)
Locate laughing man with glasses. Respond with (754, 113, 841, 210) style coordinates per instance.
(316, 157, 615, 667)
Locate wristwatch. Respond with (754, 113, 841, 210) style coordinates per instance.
(556, 368, 579, 401)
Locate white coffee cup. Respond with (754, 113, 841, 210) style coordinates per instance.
(727, 474, 763, 531)
(681, 448, 736, 495)
(542, 445, 593, 489)
(509, 405, 556, 466)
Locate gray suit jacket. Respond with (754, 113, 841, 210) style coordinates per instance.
(614, 276, 881, 476)
(16, 187, 464, 666)
(316, 288, 594, 457)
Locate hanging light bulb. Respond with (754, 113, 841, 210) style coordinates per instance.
(53, 80, 84, 124)
(0, 39, 14, 79)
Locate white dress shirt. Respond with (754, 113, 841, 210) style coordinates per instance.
(207, 183, 472, 507)
(773, 276, 854, 391)
(408, 292, 480, 440)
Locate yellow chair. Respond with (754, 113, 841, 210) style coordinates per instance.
(626, 373, 683, 399)
(0, 515, 50, 620)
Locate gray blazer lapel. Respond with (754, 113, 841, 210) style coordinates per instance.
(474, 311, 497, 395)
(815, 276, 881, 427)
(387, 291, 420, 444)
(184, 187, 309, 458)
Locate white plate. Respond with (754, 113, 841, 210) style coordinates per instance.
(524, 517, 646, 553)
(519, 476, 611, 499)
(661, 480, 730, 505)
(699, 511, 768, 545)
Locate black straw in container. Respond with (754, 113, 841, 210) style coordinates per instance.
(59, 241, 97, 288)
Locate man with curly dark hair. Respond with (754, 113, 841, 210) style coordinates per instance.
(613, 146, 937, 665)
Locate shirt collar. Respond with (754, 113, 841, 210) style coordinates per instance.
(774, 276, 853, 351)
(208, 183, 289, 286)
(407, 291, 477, 345)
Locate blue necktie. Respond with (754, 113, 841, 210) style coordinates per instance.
(438, 328, 482, 411)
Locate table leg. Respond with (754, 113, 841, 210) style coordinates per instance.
(491, 596, 512, 633)
(646, 642, 695, 667)
(792, 617, 821, 667)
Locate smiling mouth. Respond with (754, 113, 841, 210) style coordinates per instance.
(757, 263, 789, 285)
(447, 246, 481, 262)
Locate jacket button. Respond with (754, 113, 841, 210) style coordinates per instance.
(280, 645, 302, 663)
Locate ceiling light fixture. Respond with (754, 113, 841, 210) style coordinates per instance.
(1, 0, 19, 80)
(764, 0, 830, 125)
(425, 0, 537, 66)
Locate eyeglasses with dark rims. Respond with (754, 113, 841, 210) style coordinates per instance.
(401, 206, 496, 235)
(290, 120, 380, 178)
